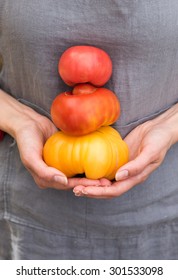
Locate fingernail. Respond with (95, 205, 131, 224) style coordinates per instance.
(73, 190, 82, 197)
(54, 175, 68, 185)
(82, 189, 88, 195)
(115, 170, 129, 181)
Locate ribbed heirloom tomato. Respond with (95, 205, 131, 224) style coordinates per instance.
(51, 83, 120, 136)
(58, 45, 112, 86)
(43, 126, 129, 180)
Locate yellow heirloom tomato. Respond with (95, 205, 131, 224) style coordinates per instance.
(43, 126, 129, 180)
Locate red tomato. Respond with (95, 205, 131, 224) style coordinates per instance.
(58, 45, 112, 86)
(51, 83, 120, 136)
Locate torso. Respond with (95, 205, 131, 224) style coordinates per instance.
(0, 0, 178, 242)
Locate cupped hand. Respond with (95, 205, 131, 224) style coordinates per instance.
(73, 115, 175, 199)
(14, 110, 110, 190)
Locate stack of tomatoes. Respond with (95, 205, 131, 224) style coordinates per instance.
(43, 46, 129, 180)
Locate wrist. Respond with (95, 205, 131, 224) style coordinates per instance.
(149, 103, 178, 146)
(0, 89, 43, 139)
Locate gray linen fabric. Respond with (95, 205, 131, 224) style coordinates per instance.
(0, 0, 178, 259)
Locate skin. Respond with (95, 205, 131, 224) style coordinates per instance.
(73, 103, 178, 198)
(1, 89, 178, 198)
(0, 89, 110, 190)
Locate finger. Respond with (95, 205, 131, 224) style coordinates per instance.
(115, 146, 156, 181)
(30, 167, 69, 190)
(72, 177, 112, 196)
(68, 177, 111, 188)
(73, 184, 114, 199)
(73, 162, 158, 199)
(25, 156, 69, 189)
(74, 183, 123, 199)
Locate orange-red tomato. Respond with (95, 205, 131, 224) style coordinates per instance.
(58, 45, 112, 86)
(43, 126, 129, 180)
(51, 83, 120, 136)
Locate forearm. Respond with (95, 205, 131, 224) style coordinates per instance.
(0, 89, 42, 139)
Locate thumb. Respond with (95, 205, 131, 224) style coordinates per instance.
(115, 147, 152, 181)
(25, 155, 68, 187)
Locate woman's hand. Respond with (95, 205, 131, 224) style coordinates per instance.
(0, 89, 109, 190)
(73, 104, 178, 198)
(15, 112, 110, 190)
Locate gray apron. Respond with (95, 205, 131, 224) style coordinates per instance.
(0, 0, 178, 259)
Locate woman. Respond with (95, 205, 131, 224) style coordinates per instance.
(0, 0, 178, 259)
